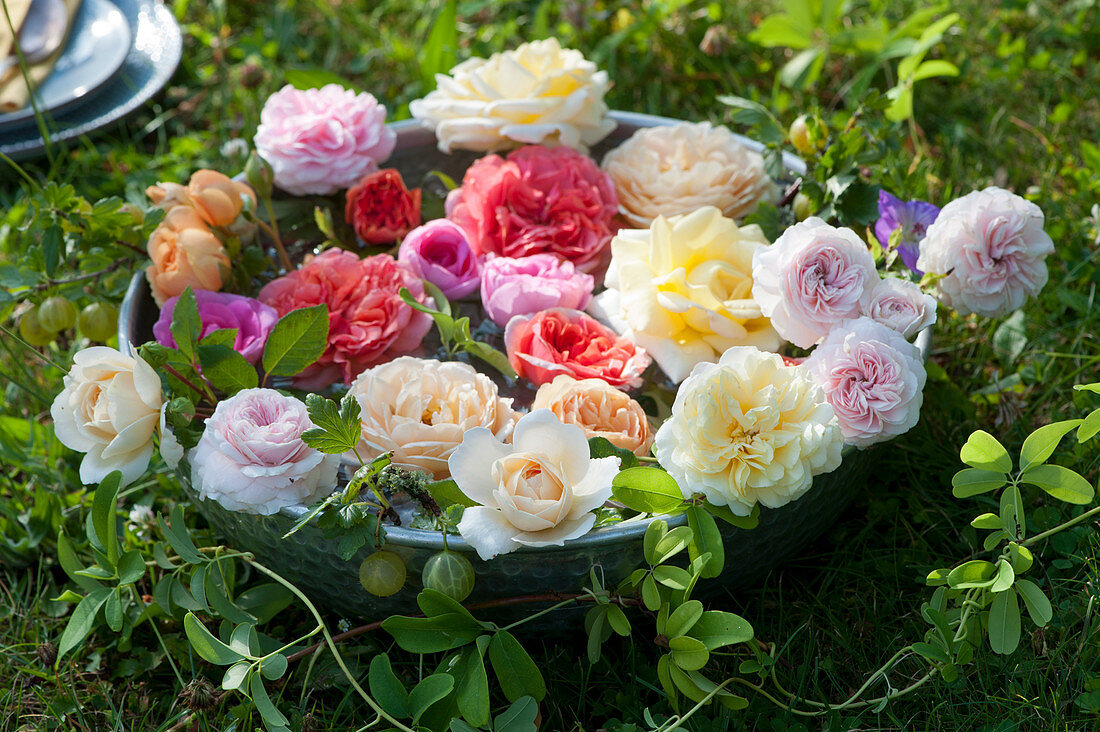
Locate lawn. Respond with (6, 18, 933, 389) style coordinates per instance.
(2, 0, 1099, 730)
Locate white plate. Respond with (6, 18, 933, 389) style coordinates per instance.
(0, 0, 131, 130)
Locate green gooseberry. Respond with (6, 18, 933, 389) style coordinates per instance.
(18, 308, 54, 347)
(78, 302, 118, 342)
(422, 550, 475, 602)
(37, 296, 78, 333)
(359, 551, 406, 597)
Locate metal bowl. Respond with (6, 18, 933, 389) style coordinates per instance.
(120, 112, 932, 624)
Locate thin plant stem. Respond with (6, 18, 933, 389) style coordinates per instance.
(0, 324, 66, 373)
(1023, 504, 1100, 547)
(257, 202, 292, 272)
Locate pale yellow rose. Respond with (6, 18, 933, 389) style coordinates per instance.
(532, 375, 652, 456)
(51, 347, 163, 486)
(602, 122, 777, 227)
(347, 357, 518, 480)
(409, 38, 616, 153)
(147, 170, 257, 229)
(589, 206, 782, 384)
(653, 347, 843, 516)
(145, 206, 231, 306)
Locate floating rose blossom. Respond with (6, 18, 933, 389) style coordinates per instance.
(346, 169, 422, 245)
(917, 187, 1054, 317)
(254, 84, 395, 196)
(803, 318, 926, 447)
(447, 145, 619, 273)
(51, 347, 163, 486)
(875, 190, 940, 274)
(601, 122, 777, 227)
(751, 217, 880, 349)
(480, 254, 594, 327)
(591, 207, 780, 384)
(533, 375, 652, 456)
(145, 206, 231, 306)
(410, 38, 615, 153)
(258, 250, 431, 388)
(147, 170, 257, 229)
(347, 357, 518, 480)
(398, 220, 481, 300)
(653, 347, 843, 515)
(863, 278, 937, 340)
(191, 388, 340, 515)
(153, 290, 278, 365)
(504, 308, 651, 390)
(450, 409, 620, 560)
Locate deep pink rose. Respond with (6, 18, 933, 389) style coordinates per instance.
(253, 84, 396, 196)
(504, 308, 651, 390)
(447, 145, 619, 273)
(398, 219, 481, 299)
(258, 249, 432, 388)
(803, 317, 926, 447)
(153, 290, 278, 365)
(480, 254, 594, 327)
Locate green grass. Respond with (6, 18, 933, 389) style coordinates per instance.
(3, 0, 1100, 730)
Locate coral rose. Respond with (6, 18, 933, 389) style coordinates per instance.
(480, 254, 594, 327)
(347, 357, 518, 479)
(590, 206, 780, 384)
(409, 38, 615, 153)
(916, 187, 1054, 317)
(450, 409, 620, 560)
(191, 388, 340, 515)
(601, 122, 777, 227)
(51, 347, 163, 486)
(447, 145, 619, 273)
(504, 308, 651, 390)
(147, 170, 257, 228)
(862, 278, 937, 340)
(398, 219, 481, 299)
(253, 84, 396, 196)
(153, 290, 279, 365)
(653, 347, 843, 516)
(145, 206, 231, 306)
(258, 249, 432, 388)
(533, 375, 652, 456)
(345, 169, 422, 245)
(751, 217, 880, 349)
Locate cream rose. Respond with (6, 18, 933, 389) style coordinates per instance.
(451, 409, 620, 560)
(653, 347, 843, 515)
(409, 38, 616, 153)
(916, 187, 1054, 317)
(590, 206, 781, 384)
(51, 347, 163, 486)
(532, 375, 653, 456)
(347, 357, 518, 480)
(601, 122, 777, 227)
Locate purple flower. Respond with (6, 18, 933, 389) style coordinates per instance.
(397, 219, 481, 299)
(153, 290, 279, 365)
(480, 254, 594, 327)
(875, 190, 940, 274)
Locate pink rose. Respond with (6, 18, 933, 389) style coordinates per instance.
(504, 308, 651, 390)
(803, 317, 926, 447)
(398, 220, 481, 299)
(191, 388, 340, 514)
(480, 254, 594, 327)
(447, 145, 619, 273)
(752, 217, 880, 349)
(862, 278, 937, 340)
(259, 249, 432, 388)
(253, 84, 396, 196)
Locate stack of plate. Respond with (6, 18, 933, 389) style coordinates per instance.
(0, 0, 181, 161)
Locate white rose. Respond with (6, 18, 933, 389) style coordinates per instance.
(916, 187, 1054, 317)
(410, 38, 616, 153)
(51, 347, 163, 486)
(451, 409, 620, 560)
(601, 121, 777, 227)
(159, 403, 184, 470)
(653, 347, 843, 515)
(863, 277, 937, 340)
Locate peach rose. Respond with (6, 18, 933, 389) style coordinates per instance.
(147, 170, 257, 228)
(532, 375, 652, 456)
(145, 206, 231, 306)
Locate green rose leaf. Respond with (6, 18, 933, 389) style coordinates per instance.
(170, 287, 202, 363)
(612, 467, 684, 514)
(262, 304, 329, 377)
(197, 344, 259, 395)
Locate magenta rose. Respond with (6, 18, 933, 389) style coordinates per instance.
(751, 217, 880, 349)
(258, 249, 432, 389)
(504, 307, 651, 390)
(803, 317, 926, 447)
(398, 219, 481, 299)
(153, 290, 278, 365)
(480, 254, 594, 327)
(446, 145, 619, 273)
(253, 84, 396, 196)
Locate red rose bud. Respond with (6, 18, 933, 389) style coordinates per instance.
(345, 169, 422, 245)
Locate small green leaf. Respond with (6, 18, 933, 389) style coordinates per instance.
(199, 328, 238, 348)
(990, 560, 1015, 593)
(1019, 464, 1095, 505)
(409, 674, 455, 724)
(606, 604, 631, 637)
(461, 340, 518, 381)
(951, 468, 1008, 498)
(959, 430, 1012, 473)
(987, 588, 1021, 655)
(643, 520, 668, 564)
(1007, 542, 1033, 573)
(262, 304, 329, 377)
(970, 513, 1004, 531)
(588, 436, 638, 470)
(197, 344, 259, 395)
(651, 525, 694, 564)
(912, 642, 950, 664)
(116, 550, 146, 585)
(586, 605, 608, 664)
(669, 635, 709, 671)
(91, 471, 122, 568)
(687, 610, 754, 650)
(641, 574, 661, 612)
(493, 696, 539, 732)
(301, 392, 363, 454)
(1015, 579, 1053, 627)
(1078, 408, 1100, 442)
(183, 612, 245, 665)
(946, 560, 998, 589)
(368, 654, 410, 719)
(487, 631, 546, 703)
(103, 589, 123, 631)
(652, 565, 693, 590)
(261, 654, 288, 680)
(685, 506, 724, 579)
(612, 467, 684, 515)
(222, 661, 250, 690)
(57, 587, 112, 662)
(704, 502, 760, 530)
(250, 673, 289, 728)
(170, 288, 201, 363)
(420, 0, 458, 90)
(382, 613, 483, 653)
(1019, 419, 1084, 472)
(665, 600, 704, 639)
(157, 505, 204, 564)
